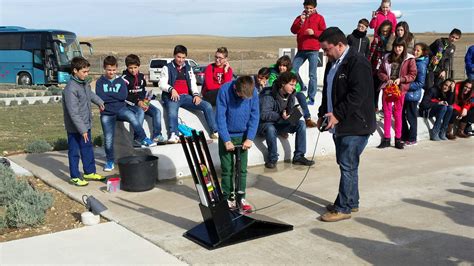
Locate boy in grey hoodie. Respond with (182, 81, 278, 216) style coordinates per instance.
(62, 57, 105, 186)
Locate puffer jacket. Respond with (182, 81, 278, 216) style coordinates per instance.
(405, 56, 428, 102)
(378, 53, 417, 93)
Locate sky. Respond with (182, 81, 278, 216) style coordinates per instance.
(0, 0, 473, 37)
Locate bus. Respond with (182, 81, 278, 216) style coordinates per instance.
(0, 26, 92, 86)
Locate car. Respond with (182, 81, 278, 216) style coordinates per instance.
(148, 58, 198, 87)
(192, 64, 240, 87)
(192, 65, 207, 86)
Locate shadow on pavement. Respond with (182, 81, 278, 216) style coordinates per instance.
(252, 174, 331, 214)
(109, 197, 199, 230)
(461, 182, 474, 188)
(311, 218, 474, 265)
(402, 198, 474, 227)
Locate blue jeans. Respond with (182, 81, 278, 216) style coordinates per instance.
(162, 94, 217, 137)
(333, 134, 369, 214)
(429, 105, 453, 132)
(101, 107, 147, 162)
(129, 104, 163, 139)
(258, 120, 306, 163)
(295, 92, 311, 119)
(67, 130, 96, 179)
(293, 50, 319, 102)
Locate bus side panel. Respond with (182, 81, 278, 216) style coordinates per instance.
(0, 50, 34, 84)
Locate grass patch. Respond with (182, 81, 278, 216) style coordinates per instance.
(0, 104, 103, 152)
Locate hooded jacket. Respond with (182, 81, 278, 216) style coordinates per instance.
(290, 11, 326, 51)
(347, 30, 370, 57)
(405, 56, 428, 102)
(378, 53, 417, 93)
(369, 10, 397, 37)
(95, 75, 128, 115)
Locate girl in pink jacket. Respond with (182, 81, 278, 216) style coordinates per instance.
(370, 0, 397, 37)
(377, 38, 417, 149)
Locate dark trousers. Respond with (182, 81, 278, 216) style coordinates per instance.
(402, 101, 419, 142)
(67, 130, 96, 179)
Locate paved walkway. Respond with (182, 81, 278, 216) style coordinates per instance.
(6, 138, 474, 264)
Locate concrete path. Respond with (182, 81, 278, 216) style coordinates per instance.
(0, 222, 185, 265)
(7, 138, 474, 264)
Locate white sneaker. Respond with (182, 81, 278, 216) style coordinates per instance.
(227, 199, 236, 209)
(240, 198, 252, 212)
(167, 133, 180, 144)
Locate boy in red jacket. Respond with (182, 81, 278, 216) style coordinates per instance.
(290, 0, 326, 106)
(202, 47, 233, 106)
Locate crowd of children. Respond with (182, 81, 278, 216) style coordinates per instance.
(61, 0, 472, 211)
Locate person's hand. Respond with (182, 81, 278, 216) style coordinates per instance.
(82, 132, 89, 143)
(305, 28, 314, 35)
(372, 10, 377, 18)
(170, 89, 180, 102)
(99, 104, 105, 112)
(325, 112, 339, 130)
(439, 71, 446, 79)
(138, 101, 149, 112)
(300, 11, 307, 22)
(242, 139, 253, 150)
(223, 61, 230, 72)
(461, 108, 468, 117)
(225, 141, 235, 151)
(439, 101, 447, 106)
(193, 95, 202, 105)
(387, 80, 394, 86)
(282, 110, 289, 120)
(450, 82, 455, 91)
(394, 78, 401, 86)
(316, 116, 324, 129)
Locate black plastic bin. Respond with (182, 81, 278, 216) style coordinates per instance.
(117, 155, 158, 192)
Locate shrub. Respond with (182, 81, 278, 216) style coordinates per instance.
(52, 138, 68, 151)
(0, 101, 5, 107)
(9, 100, 18, 106)
(21, 99, 29, 105)
(0, 164, 53, 229)
(6, 93, 15, 98)
(16, 92, 25, 97)
(25, 140, 52, 153)
(47, 86, 62, 96)
(33, 100, 43, 105)
(93, 135, 103, 147)
(43, 91, 52, 96)
(26, 92, 36, 97)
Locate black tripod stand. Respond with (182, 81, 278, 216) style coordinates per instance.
(180, 130, 293, 249)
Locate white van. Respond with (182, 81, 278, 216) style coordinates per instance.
(148, 58, 198, 87)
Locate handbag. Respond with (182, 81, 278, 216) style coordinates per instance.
(383, 83, 401, 102)
(177, 117, 195, 137)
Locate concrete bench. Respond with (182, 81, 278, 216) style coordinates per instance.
(112, 96, 433, 180)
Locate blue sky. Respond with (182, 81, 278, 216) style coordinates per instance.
(0, 0, 472, 36)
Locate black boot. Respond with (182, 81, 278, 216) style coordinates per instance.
(395, 138, 404, 149)
(377, 138, 390, 149)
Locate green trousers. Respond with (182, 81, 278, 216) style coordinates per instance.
(219, 136, 248, 200)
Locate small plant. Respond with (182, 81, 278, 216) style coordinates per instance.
(26, 92, 36, 97)
(9, 100, 18, 106)
(21, 99, 29, 105)
(0, 101, 5, 107)
(52, 138, 68, 151)
(43, 91, 52, 96)
(25, 140, 52, 153)
(47, 86, 62, 96)
(93, 135, 103, 147)
(33, 100, 43, 105)
(16, 92, 25, 97)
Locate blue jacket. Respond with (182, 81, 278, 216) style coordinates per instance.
(466, 45, 474, 77)
(405, 56, 428, 102)
(96, 75, 128, 115)
(216, 80, 260, 142)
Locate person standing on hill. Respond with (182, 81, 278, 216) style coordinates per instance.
(290, 0, 326, 106)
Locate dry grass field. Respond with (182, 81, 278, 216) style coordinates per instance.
(82, 33, 473, 79)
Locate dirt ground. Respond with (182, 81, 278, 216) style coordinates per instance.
(0, 176, 105, 243)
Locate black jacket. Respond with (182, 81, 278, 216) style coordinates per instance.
(122, 70, 147, 105)
(419, 86, 454, 111)
(347, 30, 370, 57)
(259, 84, 296, 123)
(318, 47, 376, 136)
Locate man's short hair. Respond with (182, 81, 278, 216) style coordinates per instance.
(275, 71, 298, 89)
(216, 47, 228, 58)
(450, 28, 462, 37)
(358, 18, 369, 27)
(318, 27, 348, 46)
(125, 54, 140, 67)
(103, 56, 118, 68)
(257, 67, 271, 78)
(235, 76, 255, 98)
(71, 57, 90, 73)
(174, 45, 188, 56)
(303, 0, 317, 7)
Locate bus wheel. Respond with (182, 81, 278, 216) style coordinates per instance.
(18, 73, 32, 86)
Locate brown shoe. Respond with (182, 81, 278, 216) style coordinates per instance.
(305, 118, 317, 128)
(326, 204, 359, 213)
(321, 211, 351, 222)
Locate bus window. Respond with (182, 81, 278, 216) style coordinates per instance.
(0, 34, 21, 49)
(22, 34, 41, 50)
